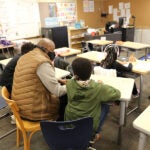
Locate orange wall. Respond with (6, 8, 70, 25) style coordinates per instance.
(76, 0, 105, 28)
(104, 0, 150, 28)
(38, 0, 150, 29)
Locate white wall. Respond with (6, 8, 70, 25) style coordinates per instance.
(134, 28, 150, 44)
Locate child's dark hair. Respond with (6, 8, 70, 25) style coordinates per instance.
(72, 58, 93, 81)
(100, 44, 119, 69)
(21, 42, 36, 55)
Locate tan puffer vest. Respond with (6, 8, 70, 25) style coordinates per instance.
(11, 48, 59, 121)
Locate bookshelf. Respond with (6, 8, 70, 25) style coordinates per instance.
(68, 27, 88, 49)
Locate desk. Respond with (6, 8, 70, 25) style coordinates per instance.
(132, 60, 150, 110)
(77, 51, 107, 63)
(91, 75, 134, 144)
(0, 58, 12, 70)
(55, 67, 70, 79)
(133, 105, 150, 150)
(0, 58, 70, 79)
(54, 47, 81, 63)
(86, 39, 113, 51)
(0, 44, 15, 57)
(117, 41, 150, 60)
(120, 60, 150, 112)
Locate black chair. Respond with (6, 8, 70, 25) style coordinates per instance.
(40, 117, 93, 150)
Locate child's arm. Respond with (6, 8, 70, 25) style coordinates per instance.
(115, 61, 132, 72)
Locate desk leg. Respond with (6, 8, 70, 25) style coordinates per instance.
(145, 48, 148, 61)
(138, 75, 143, 110)
(138, 132, 147, 150)
(117, 101, 126, 145)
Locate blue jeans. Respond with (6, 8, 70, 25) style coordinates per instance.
(97, 103, 110, 133)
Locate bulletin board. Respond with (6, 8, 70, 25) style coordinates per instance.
(0, 0, 41, 40)
(104, 0, 150, 28)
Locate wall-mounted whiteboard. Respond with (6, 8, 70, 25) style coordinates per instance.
(0, 0, 41, 40)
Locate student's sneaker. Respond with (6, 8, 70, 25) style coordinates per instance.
(88, 146, 96, 150)
(10, 115, 16, 125)
(132, 89, 140, 99)
(89, 133, 101, 144)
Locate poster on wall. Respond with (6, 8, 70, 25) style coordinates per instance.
(83, 0, 89, 12)
(89, 0, 94, 12)
(109, 2, 131, 24)
(56, 2, 76, 23)
(83, 0, 95, 12)
(49, 3, 57, 17)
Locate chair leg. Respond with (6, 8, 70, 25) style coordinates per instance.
(16, 128, 22, 147)
(23, 132, 29, 150)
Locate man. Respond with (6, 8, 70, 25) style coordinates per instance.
(11, 38, 67, 121)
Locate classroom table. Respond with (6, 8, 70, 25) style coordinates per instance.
(55, 67, 70, 79)
(91, 74, 134, 145)
(118, 60, 150, 113)
(0, 58, 12, 70)
(54, 47, 81, 63)
(0, 44, 15, 57)
(132, 60, 150, 110)
(0, 58, 70, 79)
(117, 41, 150, 60)
(77, 51, 107, 63)
(86, 39, 113, 51)
(133, 105, 150, 150)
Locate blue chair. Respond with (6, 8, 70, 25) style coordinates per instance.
(40, 117, 93, 150)
(0, 96, 9, 119)
(0, 96, 16, 140)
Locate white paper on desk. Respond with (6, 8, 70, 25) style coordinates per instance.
(134, 63, 150, 71)
(97, 52, 107, 60)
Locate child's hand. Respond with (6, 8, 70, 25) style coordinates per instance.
(129, 53, 137, 62)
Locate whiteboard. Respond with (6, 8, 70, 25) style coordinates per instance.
(0, 0, 41, 40)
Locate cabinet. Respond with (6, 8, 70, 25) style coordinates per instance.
(122, 27, 135, 42)
(68, 27, 88, 49)
(41, 26, 69, 48)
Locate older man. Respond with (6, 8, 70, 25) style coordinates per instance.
(11, 38, 67, 121)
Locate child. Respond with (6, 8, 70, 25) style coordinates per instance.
(64, 57, 121, 142)
(0, 42, 35, 93)
(99, 44, 139, 97)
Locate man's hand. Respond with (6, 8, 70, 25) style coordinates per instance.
(58, 79, 68, 85)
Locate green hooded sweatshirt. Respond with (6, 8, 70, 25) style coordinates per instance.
(65, 79, 121, 133)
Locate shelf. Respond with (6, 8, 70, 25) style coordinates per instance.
(68, 27, 88, 49)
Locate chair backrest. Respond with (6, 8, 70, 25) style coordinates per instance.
(1, 86, 25, 131)
(40, 117, 93, 150)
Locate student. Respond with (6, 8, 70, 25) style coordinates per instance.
(99, 44, 139, 97)
(11, 38, 67, 121)
(64, 57, 121, 142)
(0, 42, 36, 93)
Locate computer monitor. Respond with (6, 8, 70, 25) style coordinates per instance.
(119, 17, 124, 28)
